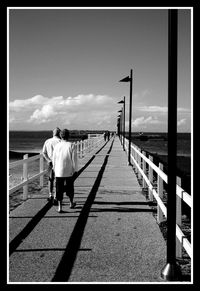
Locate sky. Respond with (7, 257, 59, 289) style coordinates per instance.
(8, 7, 192, 132)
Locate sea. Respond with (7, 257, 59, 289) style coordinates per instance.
(9, 131, 191, 173)
(8, 131, 191, 211)
(9, 130, 90, 161)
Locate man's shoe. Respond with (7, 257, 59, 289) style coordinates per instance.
(70, 202, 76, 209)
(47, 196, 53, 202)
(53, 199, 58, 205)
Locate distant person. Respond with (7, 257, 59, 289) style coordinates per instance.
(42, 127, 61, 204)
(52, 129, 78, 213)
(103, 131, 107, 141)
(107, 131, 110, 141)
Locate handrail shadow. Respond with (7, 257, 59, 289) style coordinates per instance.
(51, 139, 114, 282)
(9, 202, 52, 256)
(9, 139, 112, 256)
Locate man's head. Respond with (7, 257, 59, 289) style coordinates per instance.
(53, 127, 61, 138)
(60, 129, 70, 141)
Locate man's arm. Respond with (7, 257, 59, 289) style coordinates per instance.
(71, 143, 78, 173)
(42, 143, 51, 163)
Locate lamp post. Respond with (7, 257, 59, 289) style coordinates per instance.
(117, 118, 120, 136)
(161, 9, 181, 281)
(118, 96, 125, 151)
(118, 110, 123, 143)
(118, 111, 122, 143)
(119, 69, 133, 165)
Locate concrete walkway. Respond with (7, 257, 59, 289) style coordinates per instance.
(9, 137, 166, 283)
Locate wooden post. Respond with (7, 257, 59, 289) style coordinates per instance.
(148, 155, 153, 201)
(134, 147, 137, 173)
(138, 149, 142, 180)
(81, 140, 83, 158)
(83, 140, 86, 156)
(176, 176, 182, 258)
(142, 151, 147, 188)
(157, 163, 164, 224)
(23, 154, 28, 200)
(76, 141, 79, 158)
(39, 155, 44, 188)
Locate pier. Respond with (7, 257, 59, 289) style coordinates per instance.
(9, 135, 191, 283)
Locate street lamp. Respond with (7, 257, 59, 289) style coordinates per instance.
(118, 96, 125, 151)
(119, 69, 133, 165)
(117, 116, 121, 137)
(118, 110, 122, 143)
(161, 9, 181, 281)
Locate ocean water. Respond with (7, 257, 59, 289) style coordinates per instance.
(8, 131, 191, 210)
(131, 132, 191, 157)
(9, 130, 90, 161)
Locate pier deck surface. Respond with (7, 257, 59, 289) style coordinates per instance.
(9, 137, 166, 283)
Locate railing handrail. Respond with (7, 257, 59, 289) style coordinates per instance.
(9, 134, 105, 195)
(123, 136, 191, 259)
(9, 153, 43, 169)
(129, 138, 191, 208)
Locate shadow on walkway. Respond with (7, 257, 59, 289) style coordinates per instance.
(9, 140, 110, 256)
(51, 139, 114, 282)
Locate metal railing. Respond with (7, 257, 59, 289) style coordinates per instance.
(124, 137, 192, 259)
(9, 134, 104, 201)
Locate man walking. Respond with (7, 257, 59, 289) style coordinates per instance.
(42, 127, 61, 204)
(52, 129, 78, 213)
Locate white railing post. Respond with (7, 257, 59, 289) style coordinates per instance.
(76, 141, 79, 157)
(135, 146, 138, 174)
(23, 154, 28, 200)
(157, 163, 164, 224)
(129, 143, 132, 164)
(92, 138, 94, 151)
(83, 140, 85, 157)
(148, 155, 153, 201)
(176, 176, 182, 258)
(85, 139, 87, 154)
(39, 155, 44, 188)
(138, 149, 142, 180)
(80, 140, 83, 158)
(142, 151, 147, 188)
(132, 145, 136, 169)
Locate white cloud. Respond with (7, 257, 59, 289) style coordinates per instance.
(29, 104, 56, 123)
(9, 95, 48, 112)
(9, 94, 117, 128)
(136, 106, 190, 114)
(132, 116, 161, 128)
(137, 106, 168, 113)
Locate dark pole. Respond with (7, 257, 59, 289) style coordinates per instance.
(161, 9, 181, 281)
(117, 118, 120, 136)
(123, 96, 125, 151)
(128, 69, 133, 165)
(118, 110, 122, 144)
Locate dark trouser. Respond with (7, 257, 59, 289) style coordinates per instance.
(48, 163, 55, 181)
(55, 177, 74, 202)
(48, 162, 55, 194)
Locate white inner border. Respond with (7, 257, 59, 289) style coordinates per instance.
(7, 6, 193, 285)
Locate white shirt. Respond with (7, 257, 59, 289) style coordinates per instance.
(52, 140, 78, 177)
(42, 136, 61, 162)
